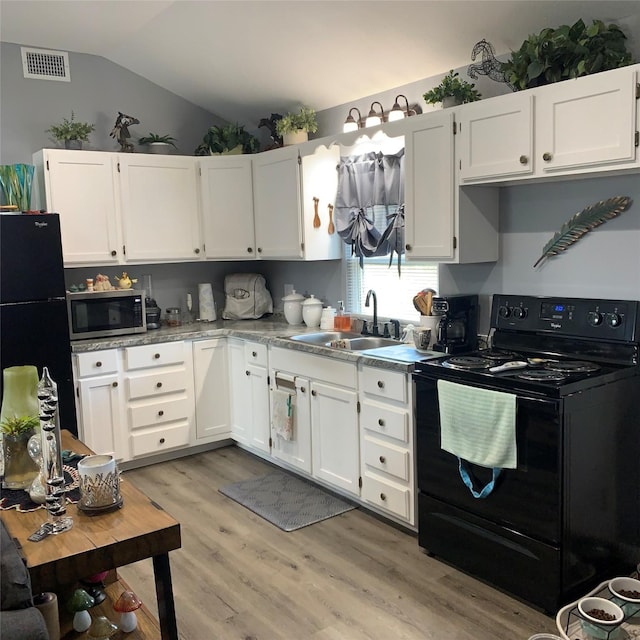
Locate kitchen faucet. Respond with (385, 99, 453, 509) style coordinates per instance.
(365, 289, 379, 336)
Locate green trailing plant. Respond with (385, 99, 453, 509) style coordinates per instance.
(138, 133, 177, 148)
(46, 111, 95, 142)
(501, 19, 634, 91)
(0, 415, 39, 436)
(423, 70, 481, 105)
(275, 106, 318, 136)
(194, 123, 260, 155)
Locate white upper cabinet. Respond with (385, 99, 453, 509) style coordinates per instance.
(458, 64, 639, 184)
(536, 65, 638, 174)
(33, 149, 121, 265)
(118, 154, 201, 262)
(458, 92, 534, 182)
(198, 155, 256, 260)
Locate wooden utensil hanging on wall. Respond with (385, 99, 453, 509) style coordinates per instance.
(313, 197, 321, 228)
(327, 204, 335, 234)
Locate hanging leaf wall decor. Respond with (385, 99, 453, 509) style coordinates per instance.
(533, 196, 632, 268)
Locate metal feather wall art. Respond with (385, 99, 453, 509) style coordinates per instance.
(533, 196, 633, 268)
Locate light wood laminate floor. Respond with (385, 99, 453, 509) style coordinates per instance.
(118, 445, 558, 640)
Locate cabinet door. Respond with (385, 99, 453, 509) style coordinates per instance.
(536, 66, 638, 173)
(228, 339, 249, 443)
(271, 376, 311, 473)
(38, 150, 120, 265)
(77, 374, 128, 462)
(246, 362, 270, 453)
(192, 339, 230, 441)
(458, 92, 534, 182)
(198, 156, 256, 259)
(118, 154, 201, 262)
(404, 111, 456, 259)
(252, 146, 303, 259)
(311, 381, 359, 495)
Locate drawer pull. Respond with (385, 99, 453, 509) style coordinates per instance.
(542, 152, 553, 162)
(159, 438, 165, 444)
(377, 380, 384, 389)
(194, 247, 200, 254)
(519, 154, 528, 165)
(380, 493, 387, 501)
(252, 351, 257, 357)
(111, 250, 117, 257)
(112, 381, 118, 388)
(379, 455, 386, 464)
(378, 418, 385, 427)
(154, 353, 161, 359)
(257, 247, 262, 253)
(247, 247, 253, 253)
(405, 243, 412, 251)
(156, 382, 163, 388)
(311, 390, 317, 397)
(96, 361, 102, 368)
(158, 410, 164, 417)
(300, 386, 306, 393)
(245, 370, 250, 376)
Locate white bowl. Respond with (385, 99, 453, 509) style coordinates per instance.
(577, 596, 624, 639)
(527, 634, 563, 640)
(609, 576, 640, 616)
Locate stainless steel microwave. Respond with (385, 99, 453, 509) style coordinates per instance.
(67, 290, 146, 340)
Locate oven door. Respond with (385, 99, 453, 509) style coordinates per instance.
(414, 371, 562, 545)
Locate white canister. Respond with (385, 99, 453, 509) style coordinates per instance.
(282, 290, 305, 325)
(302, 295, 323, 328)
(77, 454, 120, 509)
(320, 307, 336, 330)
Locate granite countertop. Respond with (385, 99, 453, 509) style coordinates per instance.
(70, 318, 441, 372)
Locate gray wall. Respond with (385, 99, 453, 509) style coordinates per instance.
(0, 41, 225, 164)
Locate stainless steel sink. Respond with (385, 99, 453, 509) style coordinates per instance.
(287, 332, 399, 351)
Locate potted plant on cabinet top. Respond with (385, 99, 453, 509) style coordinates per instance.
(46, 111, 96, 150)
(423, 70, 481, 108)
(194, 123, 260, 155)
(138, 133, 178, 154)
(501, 18, 634, 91)
(275, 106, 318, 145)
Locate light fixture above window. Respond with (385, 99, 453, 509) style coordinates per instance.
(365, 101, 385, 127)
(388, 94, 412, 121)
(342, 107, 362, 133)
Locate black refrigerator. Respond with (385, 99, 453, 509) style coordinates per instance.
(0, 213, 77, 435)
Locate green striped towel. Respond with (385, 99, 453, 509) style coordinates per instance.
(437, 380, 517, 469)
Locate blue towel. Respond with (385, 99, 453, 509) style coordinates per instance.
(437, 380, 517, 469)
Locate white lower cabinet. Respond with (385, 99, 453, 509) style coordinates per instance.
(122, 341, 194, 459)
(192, 338, 230, 442)
(359, 365, 415, 526)
(74, 349, 128, 462)
(228, 339, 270, 453)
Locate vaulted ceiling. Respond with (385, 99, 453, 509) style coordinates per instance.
(1, 0, 639, 125)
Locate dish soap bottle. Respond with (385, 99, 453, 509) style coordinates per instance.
(334, 301, 351, 331)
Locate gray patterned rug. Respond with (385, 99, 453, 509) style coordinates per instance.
(219, 471, 356, 531)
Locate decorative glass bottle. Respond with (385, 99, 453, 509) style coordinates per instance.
(37, 367, 73, 534)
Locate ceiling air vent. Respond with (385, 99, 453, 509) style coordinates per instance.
(21, 47, 70, 82)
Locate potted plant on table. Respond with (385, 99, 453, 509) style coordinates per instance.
(138, 133, 178, 154)
(1, 415, 40, 489)
(423, 70, 481, 108)
(46, 111, 96, 150)
(500, 18, 634, 91)
(275, 106, 318, 145)
(194, 123, 260, 155)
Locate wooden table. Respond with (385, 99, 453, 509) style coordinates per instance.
(1, 431, 181, 640)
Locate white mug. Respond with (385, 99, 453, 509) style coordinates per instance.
(77, 454, 120, 508)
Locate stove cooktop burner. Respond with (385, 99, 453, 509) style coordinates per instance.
(543, 360, 601, 374)
(442, 356, 492, 370)
(517, 369, 568, 382)
(478, 349, 521, 362)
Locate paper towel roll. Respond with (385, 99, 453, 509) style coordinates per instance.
(198, 283, 216, 321)
(34, 592, 60, 640)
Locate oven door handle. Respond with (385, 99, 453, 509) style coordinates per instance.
(457, 459, 502, 499)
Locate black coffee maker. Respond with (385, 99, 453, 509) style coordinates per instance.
(432, 294, 479, 354)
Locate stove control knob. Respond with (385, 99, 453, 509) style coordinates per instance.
(513, 307, 527, 320)
(606, 313, 622, 328)
(498, 305, 511, 318)
(587, 311, 603, 327)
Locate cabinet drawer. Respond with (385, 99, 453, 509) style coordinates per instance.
(361, 367, 407, 403)
(362, 473, 410, 520)
(363, 437, 410, 482)
(125, 367, 188, 400)
(244, 341, 268, 367)
(130, 422, 190, 457)
(124, 341, 185, 370)
(128, 395, 190, 429)
(360, 401, 408, 443)
(76, 350, 119, 377)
